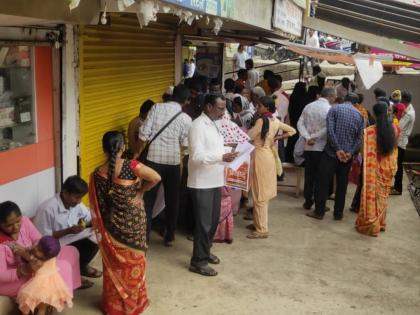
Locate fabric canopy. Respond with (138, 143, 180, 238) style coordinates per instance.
(266, 38, 393, 88)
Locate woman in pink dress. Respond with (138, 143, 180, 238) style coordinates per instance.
(0, 201, 81, 305)
(15, 236, 73, 315)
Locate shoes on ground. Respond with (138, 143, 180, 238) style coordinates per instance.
(208, 253, 220, 265)
(189, 264, 218, 276)
(306, 211, 324, 220)
(389, 188, 402, 195)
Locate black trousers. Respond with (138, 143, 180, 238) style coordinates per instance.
(350, 162, 364, 212)
(190, 187, 221, 267)
(394, 147, 405, 193)
(144, 161, 181, 242)
(69, 238, 99, 270)
(303, 151, 323, 205)
(315, 152, 352, 218)
(179, 156, 194, 233)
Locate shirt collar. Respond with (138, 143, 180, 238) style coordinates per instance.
(56, 193, 70, 213)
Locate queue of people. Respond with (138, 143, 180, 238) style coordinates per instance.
(0, 58, 416, 315)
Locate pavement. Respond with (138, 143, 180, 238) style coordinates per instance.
(3, 177, 420, 315)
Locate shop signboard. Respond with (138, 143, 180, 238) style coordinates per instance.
(272, 0, 303, 37)
(163, 0, 234, 18)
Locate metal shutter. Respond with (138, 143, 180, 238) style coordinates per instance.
(79, 14, 176, 182)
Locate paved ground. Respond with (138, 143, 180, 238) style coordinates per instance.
(57, 178, 420, 315)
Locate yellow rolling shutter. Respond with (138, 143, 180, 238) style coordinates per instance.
(79, 14, 176, 183)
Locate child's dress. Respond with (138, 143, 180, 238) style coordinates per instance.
(16, 258, 73, 314)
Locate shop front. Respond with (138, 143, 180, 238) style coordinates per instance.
(0, 41, 57, 216)
(78, 13, 177, 183)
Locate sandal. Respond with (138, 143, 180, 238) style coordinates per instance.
(189, 264, 218, 277)
(246, 232, 268, 239)
(81, 266, 102, 278)
(78, 278, 94, 290)
(208, 253, 220, 265)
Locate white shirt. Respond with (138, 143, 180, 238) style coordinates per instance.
(272, 90, 289, 122)
(188, 113, 226, 189)
(187, 62, 196, 78)
(398, 104, 416, 149)
(233, 51, 248, 70)
(33, 194, 92, 237)
(306, 31, 320, 48)
(139, 102, 192, 165)
(246, 69, 259, 90)
(297, 97, 331, 151)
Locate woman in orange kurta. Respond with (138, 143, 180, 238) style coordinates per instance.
(89, 131, 161, 315)
(355, 102, 400, 237)
(247, 96, 296, 239)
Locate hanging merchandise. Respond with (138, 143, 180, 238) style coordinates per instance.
(67, 0, 81, 10)
(212, 17, 223, 35)
(136, 0, 159, 27)
(117, 0, 136, 11)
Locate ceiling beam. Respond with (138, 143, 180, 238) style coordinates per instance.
(304, 16, 420, 59)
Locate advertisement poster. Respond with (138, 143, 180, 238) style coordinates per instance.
(272, 0, 303, 36)
(225, 161, 250, 191)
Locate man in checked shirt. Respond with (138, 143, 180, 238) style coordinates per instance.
(139, 85, 192, 246)
(307, 93, 364, 221)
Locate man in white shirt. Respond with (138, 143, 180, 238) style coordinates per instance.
(298, 87, 336, 209)
(305, 29, 319, 72)
(34, 175, 101, 281)
(188, 94, 238, 277)
(232, 45, 248, 74)
(391, 90, 416, 195)
(269, 76, 289, 122)
(187, 58, 196, 78)
(139, 84, 192, 246)
(245, 59, 259, 90)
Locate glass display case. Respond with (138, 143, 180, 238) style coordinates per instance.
(0, 45, 35, 152)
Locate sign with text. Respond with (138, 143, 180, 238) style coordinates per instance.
(272, 0, 303, 37)
(163, 0, 234, 18)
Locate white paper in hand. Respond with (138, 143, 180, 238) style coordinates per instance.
(224, 142, 255, 171)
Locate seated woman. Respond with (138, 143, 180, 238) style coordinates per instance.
(0, 201, 82, 311)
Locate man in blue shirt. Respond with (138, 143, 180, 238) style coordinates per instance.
(307, 93, 364, 220)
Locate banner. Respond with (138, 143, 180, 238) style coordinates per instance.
(225, 160, 250, 191)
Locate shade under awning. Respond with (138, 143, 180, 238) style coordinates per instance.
(266, 38, 395, 88)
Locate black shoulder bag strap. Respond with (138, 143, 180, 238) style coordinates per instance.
(139, 110, 183, 162)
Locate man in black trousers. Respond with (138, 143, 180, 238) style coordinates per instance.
(307, 93, 364, 220)
(187, 94, 237, 276)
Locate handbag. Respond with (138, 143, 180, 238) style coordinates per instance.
(138, 110, 183, 163)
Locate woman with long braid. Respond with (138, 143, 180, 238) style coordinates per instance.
(355, 102, 400, 237)
(88, 131, 160, 315)
(247, 96, 296, 239)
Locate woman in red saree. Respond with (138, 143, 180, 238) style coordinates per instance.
(355, 102, 400, 237)
(89, 131, 161, 315)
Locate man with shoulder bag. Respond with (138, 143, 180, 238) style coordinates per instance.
(138, 84, 192, 246)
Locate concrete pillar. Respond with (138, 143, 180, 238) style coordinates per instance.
(61, 24, 79, 180)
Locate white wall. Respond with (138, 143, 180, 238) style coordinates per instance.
(0, 168, 55, 217)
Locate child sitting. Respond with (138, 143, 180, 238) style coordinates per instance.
(10, 236, 73, 315)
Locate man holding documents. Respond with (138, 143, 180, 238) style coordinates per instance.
(187, 93, 238, 277)
(34, 175, 101, 283)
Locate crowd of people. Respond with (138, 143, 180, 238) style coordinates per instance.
(0, 57, 416, 315)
